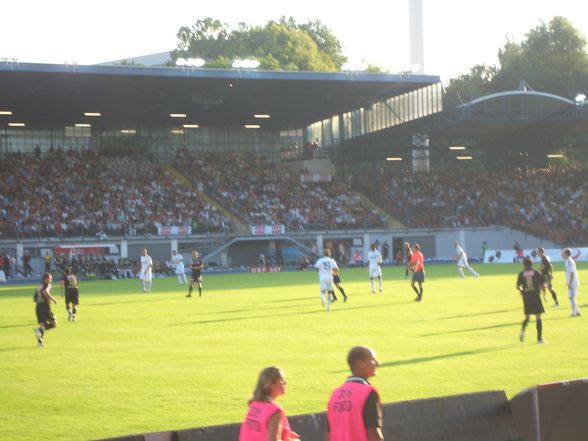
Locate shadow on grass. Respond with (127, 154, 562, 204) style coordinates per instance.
(330, 344, 519, 373)
(415, 308, 519, 322)
(0, 323, 31, 329)
(174, 303, 384, 326)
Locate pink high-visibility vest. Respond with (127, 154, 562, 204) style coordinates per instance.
(239, 400, 293, 441)
(327, 381, 379, 441)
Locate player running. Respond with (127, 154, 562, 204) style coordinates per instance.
(537, 247, 559, 307)
(366, 243, 383, 293)
(315, 249, 339, 311)
(410, 244, 425, 302)
(454, 241, 479, 278)
(33, 273, 58, 347)
(171, 250, 187, 285)
(332, 267, 348, 302)
(186, 250, 204, 298)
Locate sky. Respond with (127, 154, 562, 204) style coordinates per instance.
(1, 0, 587, 82)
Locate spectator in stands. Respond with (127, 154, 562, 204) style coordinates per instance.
(238, 366, 299, 441)
(325, 346, 383, 441)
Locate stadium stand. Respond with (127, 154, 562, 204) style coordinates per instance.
(352, 165, 588, 246)
(172, 148, 389, 231)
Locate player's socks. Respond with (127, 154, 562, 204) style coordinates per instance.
(378, 278, 383, 292)
(404, 269, 409, 279)
(337, 286, 348, 301)
(469, 267, 479, 277)
(370, 279, 375, 293)
(198, 286, 202, 297)
(419, 286, 424, 298)
(186, 285, 193, 297)
(411, 285, 419, 296)
(326, 291, 332, 311)
(320, 292, 325, 307)
(536, 319, 543, 342)
(549, 288, 558, 305)
(458, 267, 465, 278)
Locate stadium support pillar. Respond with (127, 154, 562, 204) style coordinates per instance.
(316, 235, 324, 254)
(16, 243, 23, 269)
(120, 240, 128, 259)
(170, 239, 178, 254)
(363, 233, 371, 259)
(411, 133, 430, 172)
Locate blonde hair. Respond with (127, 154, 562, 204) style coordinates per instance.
(249, 366, 283, 404)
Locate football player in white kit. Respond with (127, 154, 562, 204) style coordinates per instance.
(314, 249, 339, 311)
(140, 248, 153, 293)
(171, 250, 187, 285)
(367, 243, 383, 293)
(454, 241, 479, 278)
(562, 248, 581, 317)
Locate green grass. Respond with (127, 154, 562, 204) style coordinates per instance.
(1, 263, 587, 441)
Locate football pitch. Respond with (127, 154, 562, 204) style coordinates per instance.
(1, 263, 587, 441)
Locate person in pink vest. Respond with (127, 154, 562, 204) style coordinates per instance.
(325, 346, 383, 441)
(239, 366, 300, 441)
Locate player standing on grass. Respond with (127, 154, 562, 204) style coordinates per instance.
(315, 249, 338, 311)
(332, 267, 348, 302)
(562, 248, 581, 317)
(33, 273, 57, 347)
(410, 244, 425, 302)
(517, 258, 546, 343)
(186, 250, 204, 298)
(367, 243, 383, 293)
(60, 267, 79, 321)
(140, 248, 153, 293)
(171, 250, 187, 285)
(404, 242, 413, 279)
(537, 247, 559, 307)
(454, 241, 479, 277)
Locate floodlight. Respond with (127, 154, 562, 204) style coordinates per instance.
(575, 93, 586, 104)
(0, 110, 13, 115)
(8, 122, 25, 127)
(386, 157, 403, 161)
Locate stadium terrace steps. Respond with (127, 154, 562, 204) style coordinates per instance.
(163, 164, 248, 234)
(356, 191, 405, 229)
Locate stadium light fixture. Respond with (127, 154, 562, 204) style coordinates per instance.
(456, 155, 473, 160)
(182, 124, 199, 128)
(84, 112, 101, 117)
(8, 122, 25, 127)
(120, 129, 136, 134)
(575, 93, 586, 104)
(449, 146, 466, 150)
(169, 113, 187, 118)
(170, 129, 185, 134)
(176, 57, 205, 67)
(386, 157, 403, 161)
(75, 123, 91, 127)
(0, 110, 13, 115)
(232, 59, 260, 69)
(244, 124, 261, 129)
(254, 114, 271, 119)
(547, 154, 565, 158)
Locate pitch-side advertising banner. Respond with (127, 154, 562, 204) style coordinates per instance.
(484, 248, 587, 264)
(250, 225, 286, 236)
(157, 225, 192, 236)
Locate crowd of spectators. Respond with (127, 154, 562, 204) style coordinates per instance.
(174, 149, 388, 231)
(352, 165, 588, 245)
(0, 149, 231, 239)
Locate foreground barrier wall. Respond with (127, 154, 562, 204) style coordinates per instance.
(509, 378, 588, 441)
(96, 390, 521, 441)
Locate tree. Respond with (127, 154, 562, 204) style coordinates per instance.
(443, 64, 498, 108)
(171, 17, 348, 71)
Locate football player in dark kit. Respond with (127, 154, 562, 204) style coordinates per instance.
(33, 273, 58, 347)
(404, 241, 413, 279)
(186, 250, 204, 298)
(537, 247, 559, 307)
(60, 267, 80, 321)
(332, 268, 348, 302)
(516, 258, 547, 344)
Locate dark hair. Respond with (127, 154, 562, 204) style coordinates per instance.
(523, 257, 533, 268)
(347, 346, 371, 371)
(537, 247, 545, 254)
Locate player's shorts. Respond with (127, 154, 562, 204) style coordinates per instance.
(333, 274, 341, 284)
(319, 276, 334, 292)
(457, 257, 469, 267)
(36, 302, 56, 325)
(175, 263, 185, 276)
(523, 292, 545, 315)
(140, 270, 153, 282)
(369, 266, 382, 278)
(412, 270, 425, 283)
(65, 288, 79, 305)
(191, 272, 202, 283)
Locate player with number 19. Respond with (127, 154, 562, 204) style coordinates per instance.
(315, 249, 339, 311)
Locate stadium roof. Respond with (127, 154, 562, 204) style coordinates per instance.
(434, 90, 588, 139)
(0, 62, 440, 130)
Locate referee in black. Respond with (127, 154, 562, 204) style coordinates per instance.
(516, 258, 547, 344)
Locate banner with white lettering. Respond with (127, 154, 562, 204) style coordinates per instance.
(484, 247, 587, 264)
(250, 225, 286, 236)
(157, 225, 192, 236)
